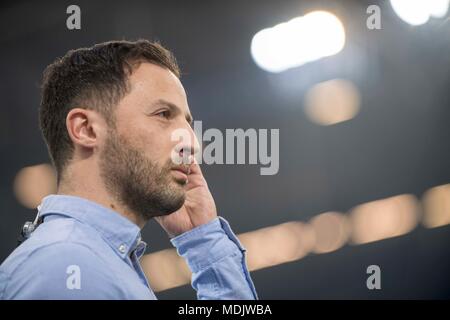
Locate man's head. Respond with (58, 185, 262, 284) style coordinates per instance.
(39, 40, 198, 221)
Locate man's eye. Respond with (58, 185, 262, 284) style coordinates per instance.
(156, 110, 171, 118)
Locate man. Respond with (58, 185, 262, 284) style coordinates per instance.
(0, 40, 258, 299)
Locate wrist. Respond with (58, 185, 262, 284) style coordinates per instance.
(170, 217, 244, 273)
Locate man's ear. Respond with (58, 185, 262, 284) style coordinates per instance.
(66, 108, 107, 150)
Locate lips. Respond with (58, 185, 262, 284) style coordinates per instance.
(171, 165, 190, 176)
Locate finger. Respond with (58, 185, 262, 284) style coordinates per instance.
(188, 156, 203, 175)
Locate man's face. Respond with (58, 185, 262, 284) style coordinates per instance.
(99, 62, 197, 221)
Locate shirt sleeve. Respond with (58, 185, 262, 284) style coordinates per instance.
(170, 217, 258, 300)
(3, 242, 128, 300)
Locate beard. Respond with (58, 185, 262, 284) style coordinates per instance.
(99, 128, 186, 221)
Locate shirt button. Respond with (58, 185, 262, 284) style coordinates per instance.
(118, 244, 127, 254)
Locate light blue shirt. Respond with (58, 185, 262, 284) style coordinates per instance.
(0, 195, 258, 300)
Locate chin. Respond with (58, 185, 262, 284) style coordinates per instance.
(169, 183, 187, 203)
(163, 192, 186, 216)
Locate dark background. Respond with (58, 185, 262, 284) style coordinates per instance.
(0, 0, 449, 299)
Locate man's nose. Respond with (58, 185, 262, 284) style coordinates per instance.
(174, 126, 200, 160)
(178, 142, 196, 156)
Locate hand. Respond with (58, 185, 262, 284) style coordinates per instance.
(155, 158, 217, 238)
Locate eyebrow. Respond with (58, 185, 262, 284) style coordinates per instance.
(152, 99, 193, 126)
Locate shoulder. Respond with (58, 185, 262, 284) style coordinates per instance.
(1, 219, 126, 299)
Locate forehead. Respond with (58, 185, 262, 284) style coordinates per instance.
(119, 62, 189, 113)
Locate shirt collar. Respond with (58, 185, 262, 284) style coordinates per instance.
(38, 194, 146, 259)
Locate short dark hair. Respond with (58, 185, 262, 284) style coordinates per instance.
(39, 39, 180, 181)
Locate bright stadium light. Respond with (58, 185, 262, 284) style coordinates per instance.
(13, 163, 57, 208)
(304, 79, 361, 126)
(422, 184, 450, 228)
(390, 0, 450, 26)
(250, 11, 346, 73)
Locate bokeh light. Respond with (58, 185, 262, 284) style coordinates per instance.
(304, 79, 360, 126)
(251, 11, 346, 73)
(422, 183, 450, 228)
(310, 211, 350, 254)
(13, 163, 57, 209)
(349, 194, 420, 244)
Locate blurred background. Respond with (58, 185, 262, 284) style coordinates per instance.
(1, 0, 450, 299)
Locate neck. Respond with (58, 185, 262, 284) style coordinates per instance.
(57, 161, 146, 229)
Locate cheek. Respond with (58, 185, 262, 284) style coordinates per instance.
(132, 126, 175, 162)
